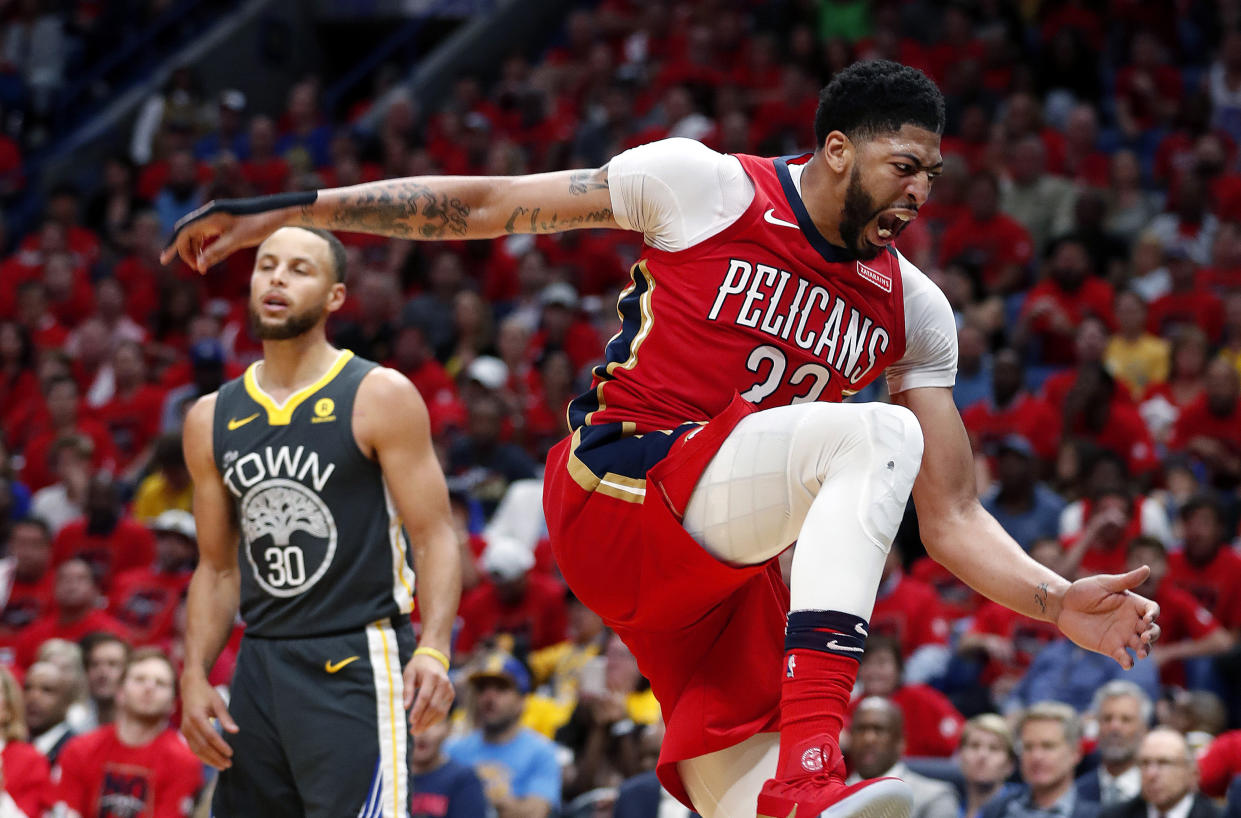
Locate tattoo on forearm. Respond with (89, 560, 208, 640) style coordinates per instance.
(504, 205, 613, 234)
(1035, 582, 1049, 614)
(568, 166, 610, 196)
(313, 181, 471, 238)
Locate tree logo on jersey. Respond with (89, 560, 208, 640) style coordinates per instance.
(240, 478, 338, 597)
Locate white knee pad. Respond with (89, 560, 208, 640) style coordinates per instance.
(853, 402, 923, 549)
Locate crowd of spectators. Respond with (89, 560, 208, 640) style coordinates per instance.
(4, 0, 1241, 815)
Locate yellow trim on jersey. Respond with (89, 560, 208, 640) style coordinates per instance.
(584, 261, 657, 426)
(565, 430, 647, 504)
(243, 349, 355, 426)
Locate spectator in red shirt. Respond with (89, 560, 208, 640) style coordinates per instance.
(95, 340, 166, 477)
(52, 475, 156, 589)
(1168, 359, 1241, 488)
(1042, 316, 1121, 407)
(18, 185, 101, 269)
(455, 536, 567, 657)
(1060, 487, 1137, 578)
(1167, 495, 1241, 631)
(21, 375, 119, 492)
(1114, 31, 1182, 140)
(14, 559, 131, 670)
(1126, 537, 1234, 687)
(240, 115, 290, 195)
(938, 171, 1035, 295)
(850, 635, 964, 758)
(13, 280, 69, 352)
(961, 349, 1061, 462)
(529, 283, 601, 375)
(110, 510, 197, 646)
(1198, 729, 1241, 798)
(55, 649, 202, 818)
(0, 320, 37, 435)
(1060, 364, 1158, 477)
(1061, 104, 1111, 188)
(870, 550, 951, 681)
(0, 665, 56, 818)
(0, 517, 55, 645)
(81, 632, 129, 729)
(1148, 249, 1225, 343)
(1017, 236, 1116, 367)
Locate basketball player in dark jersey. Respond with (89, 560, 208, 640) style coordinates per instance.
(164, 61, 1159, 818)
(178, 225, 459, 817)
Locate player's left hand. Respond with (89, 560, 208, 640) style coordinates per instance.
(404, 651, 454, 735)
(1055, 566, 1161, 669)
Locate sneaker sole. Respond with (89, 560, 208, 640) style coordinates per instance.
(756, 777, 914, 818)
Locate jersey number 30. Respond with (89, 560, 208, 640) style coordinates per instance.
(265, 546, 307, 587)
(740, 344, 832, 404)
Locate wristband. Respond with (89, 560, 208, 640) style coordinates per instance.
(414, 646, 450, 671)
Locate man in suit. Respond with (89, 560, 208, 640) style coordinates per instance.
(1101, 728, 1219, 818)
(1077, 681, 1151, 806)
(982, 702, 1101, 818)
(846, 697, 960, 818)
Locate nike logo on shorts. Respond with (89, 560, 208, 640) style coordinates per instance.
(325, 656, 360, 673)
(763, 208, 800, 230)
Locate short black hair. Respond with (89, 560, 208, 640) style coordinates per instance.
(10, 516, 51, 542)
(814, 60, 945, 147)
(293, 226, 348, 283)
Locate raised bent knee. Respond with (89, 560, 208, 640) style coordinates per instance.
(866, 402, 924, 467)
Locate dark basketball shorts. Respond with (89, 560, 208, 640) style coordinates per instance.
(212, 618, 414, 818)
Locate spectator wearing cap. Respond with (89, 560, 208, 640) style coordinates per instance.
(1100, 728, 1220, 818)
(110, 509, 197, 646)
(12, 558, 130, 669)
(52, 473, 155, 588)
(1148, 249, 1225, 345)
(529, 283, 601, 374)
(1125, 537, 1233, 688)
(1106, 291, 1169, 400)
(982, 434, 1067, 551)
(446, 392, 537, 518)
(159, 338, 227, 433)
(1166, 496, 1241, 633)
(21, 375, 118, 492)
(130, 433, 193, 522)
(1168, 359, 1241, 489)
(446, 653, 561, 818)
(455, 535, 567, 657)
(851, 634, 964, 758)
(195, 89, 250, 162)
(846, 697, 960, 818)
(411, 716, 488, 818)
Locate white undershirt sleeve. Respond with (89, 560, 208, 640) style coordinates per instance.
(607, 137, 754, 252)
(885, 251, 958, 394)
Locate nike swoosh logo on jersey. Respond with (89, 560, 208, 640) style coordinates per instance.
(228, 413, 260, 430)
(763, 208, 800, 229)
(855, 623, 869, 637)
(826, 640, 864, 652)
(325, 656, 360, 674)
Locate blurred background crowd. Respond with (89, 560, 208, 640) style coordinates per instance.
(2, 0, 1241, 816)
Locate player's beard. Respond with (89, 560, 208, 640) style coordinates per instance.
(838, 165, 884, 261)
(248, 297, 326, 340)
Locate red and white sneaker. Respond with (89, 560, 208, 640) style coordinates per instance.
(756, 740, 913, 818)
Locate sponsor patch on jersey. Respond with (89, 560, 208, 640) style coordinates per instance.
(856, 261, 892, 293)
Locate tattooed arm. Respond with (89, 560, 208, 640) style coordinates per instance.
(161, 167, 616, 272)
(892, 384, 1160, 669)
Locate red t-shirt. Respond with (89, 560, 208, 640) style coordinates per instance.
(1114, 65, 1182, 129)
(968, 600, 1060, 684)
(850, 685, 964, 757)
(1019, 278, 1116, 366)
(13, 608, 132, 669)
(95, 385, 167, 469)
(4, 740, 55, 818)
(1168, 396, 1241, 458)
(1166, 547, 1241, 629)
(454, 573, 568, 655)
(910, 556, 983, 619)
(1198, 729, 1241, 798)
(1148, 290, 1225, 343)
(1152, 583, 1221, 686)
(870, 573, 951, 658)
(109, 567, 192, 646)
(938, 212, 1034, 291)
(52, 518, 157, 589)
(1063, 397, 1158, 476)
(960, 392, 1061, 461)
(55, 725, 203, 818)
(0, 570, 55, 637)
(22, 418, 121, 492)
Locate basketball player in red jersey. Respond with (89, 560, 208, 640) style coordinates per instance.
(163, 61, 1160, 818)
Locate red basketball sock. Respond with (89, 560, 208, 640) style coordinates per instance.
(774, 647, 859, 780)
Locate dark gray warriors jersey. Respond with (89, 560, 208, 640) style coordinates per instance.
(211, 351, 415, 637)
